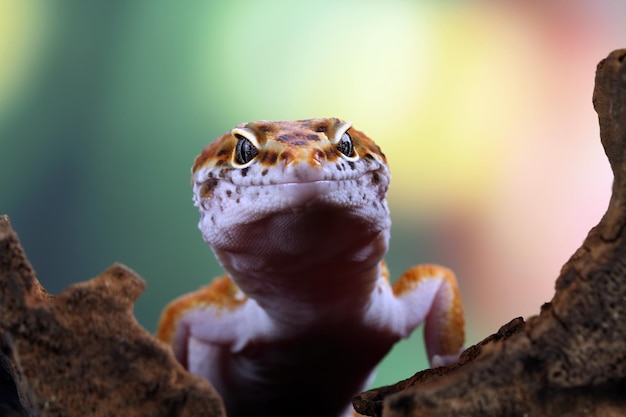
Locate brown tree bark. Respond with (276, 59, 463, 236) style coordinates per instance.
(353, 48, 626, 417)
(0, 217, 225, 417)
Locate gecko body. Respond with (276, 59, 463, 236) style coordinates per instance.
(157, 118, 465, 417)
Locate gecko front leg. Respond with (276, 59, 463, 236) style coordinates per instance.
(365, 263, 465, 367)
(157, 275, 275, 374)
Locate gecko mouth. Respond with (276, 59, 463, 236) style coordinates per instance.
(195, 168, 390, 236)
(223, 166, 388, 187)
(194, 167, 389, 212)
(250, 171, 388, 208)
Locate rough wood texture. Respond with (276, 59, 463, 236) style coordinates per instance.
(353, 48, 626, 417)
(0, 215, 225, 417)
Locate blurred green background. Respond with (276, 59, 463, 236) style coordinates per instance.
(1, 0, 624, 387)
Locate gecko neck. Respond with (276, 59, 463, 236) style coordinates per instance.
(209, 208, 390, 326)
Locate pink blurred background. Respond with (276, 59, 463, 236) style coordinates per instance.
(0, 1, 624, 386)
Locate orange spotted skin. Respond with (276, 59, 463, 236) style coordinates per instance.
(192, 118, 386, 174)
(392, 264, 465, 356)
(156, 275, 245, 346)
(157, 118, 465, 417)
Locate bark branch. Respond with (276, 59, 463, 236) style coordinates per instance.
(0, 216, 225, 417)
(353, 48, 626, 417)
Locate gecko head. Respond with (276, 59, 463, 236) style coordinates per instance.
(191, 118, 391, 253)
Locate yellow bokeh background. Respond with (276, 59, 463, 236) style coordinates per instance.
(1, 0, 624, 387)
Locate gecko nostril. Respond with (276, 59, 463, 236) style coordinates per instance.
(279, 150, 296, 166)
(310, 149, 324, 166)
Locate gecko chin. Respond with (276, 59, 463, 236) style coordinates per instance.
(207, 200, 391, 276)
(196, 175, 390, 254)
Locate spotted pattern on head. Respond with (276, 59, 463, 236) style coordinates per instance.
(193, 118, 386, 174)
(191, 118, 391, 249)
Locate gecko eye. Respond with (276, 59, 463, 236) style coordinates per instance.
(336, 132, 354, 158)
(234, 134, 259, 165)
